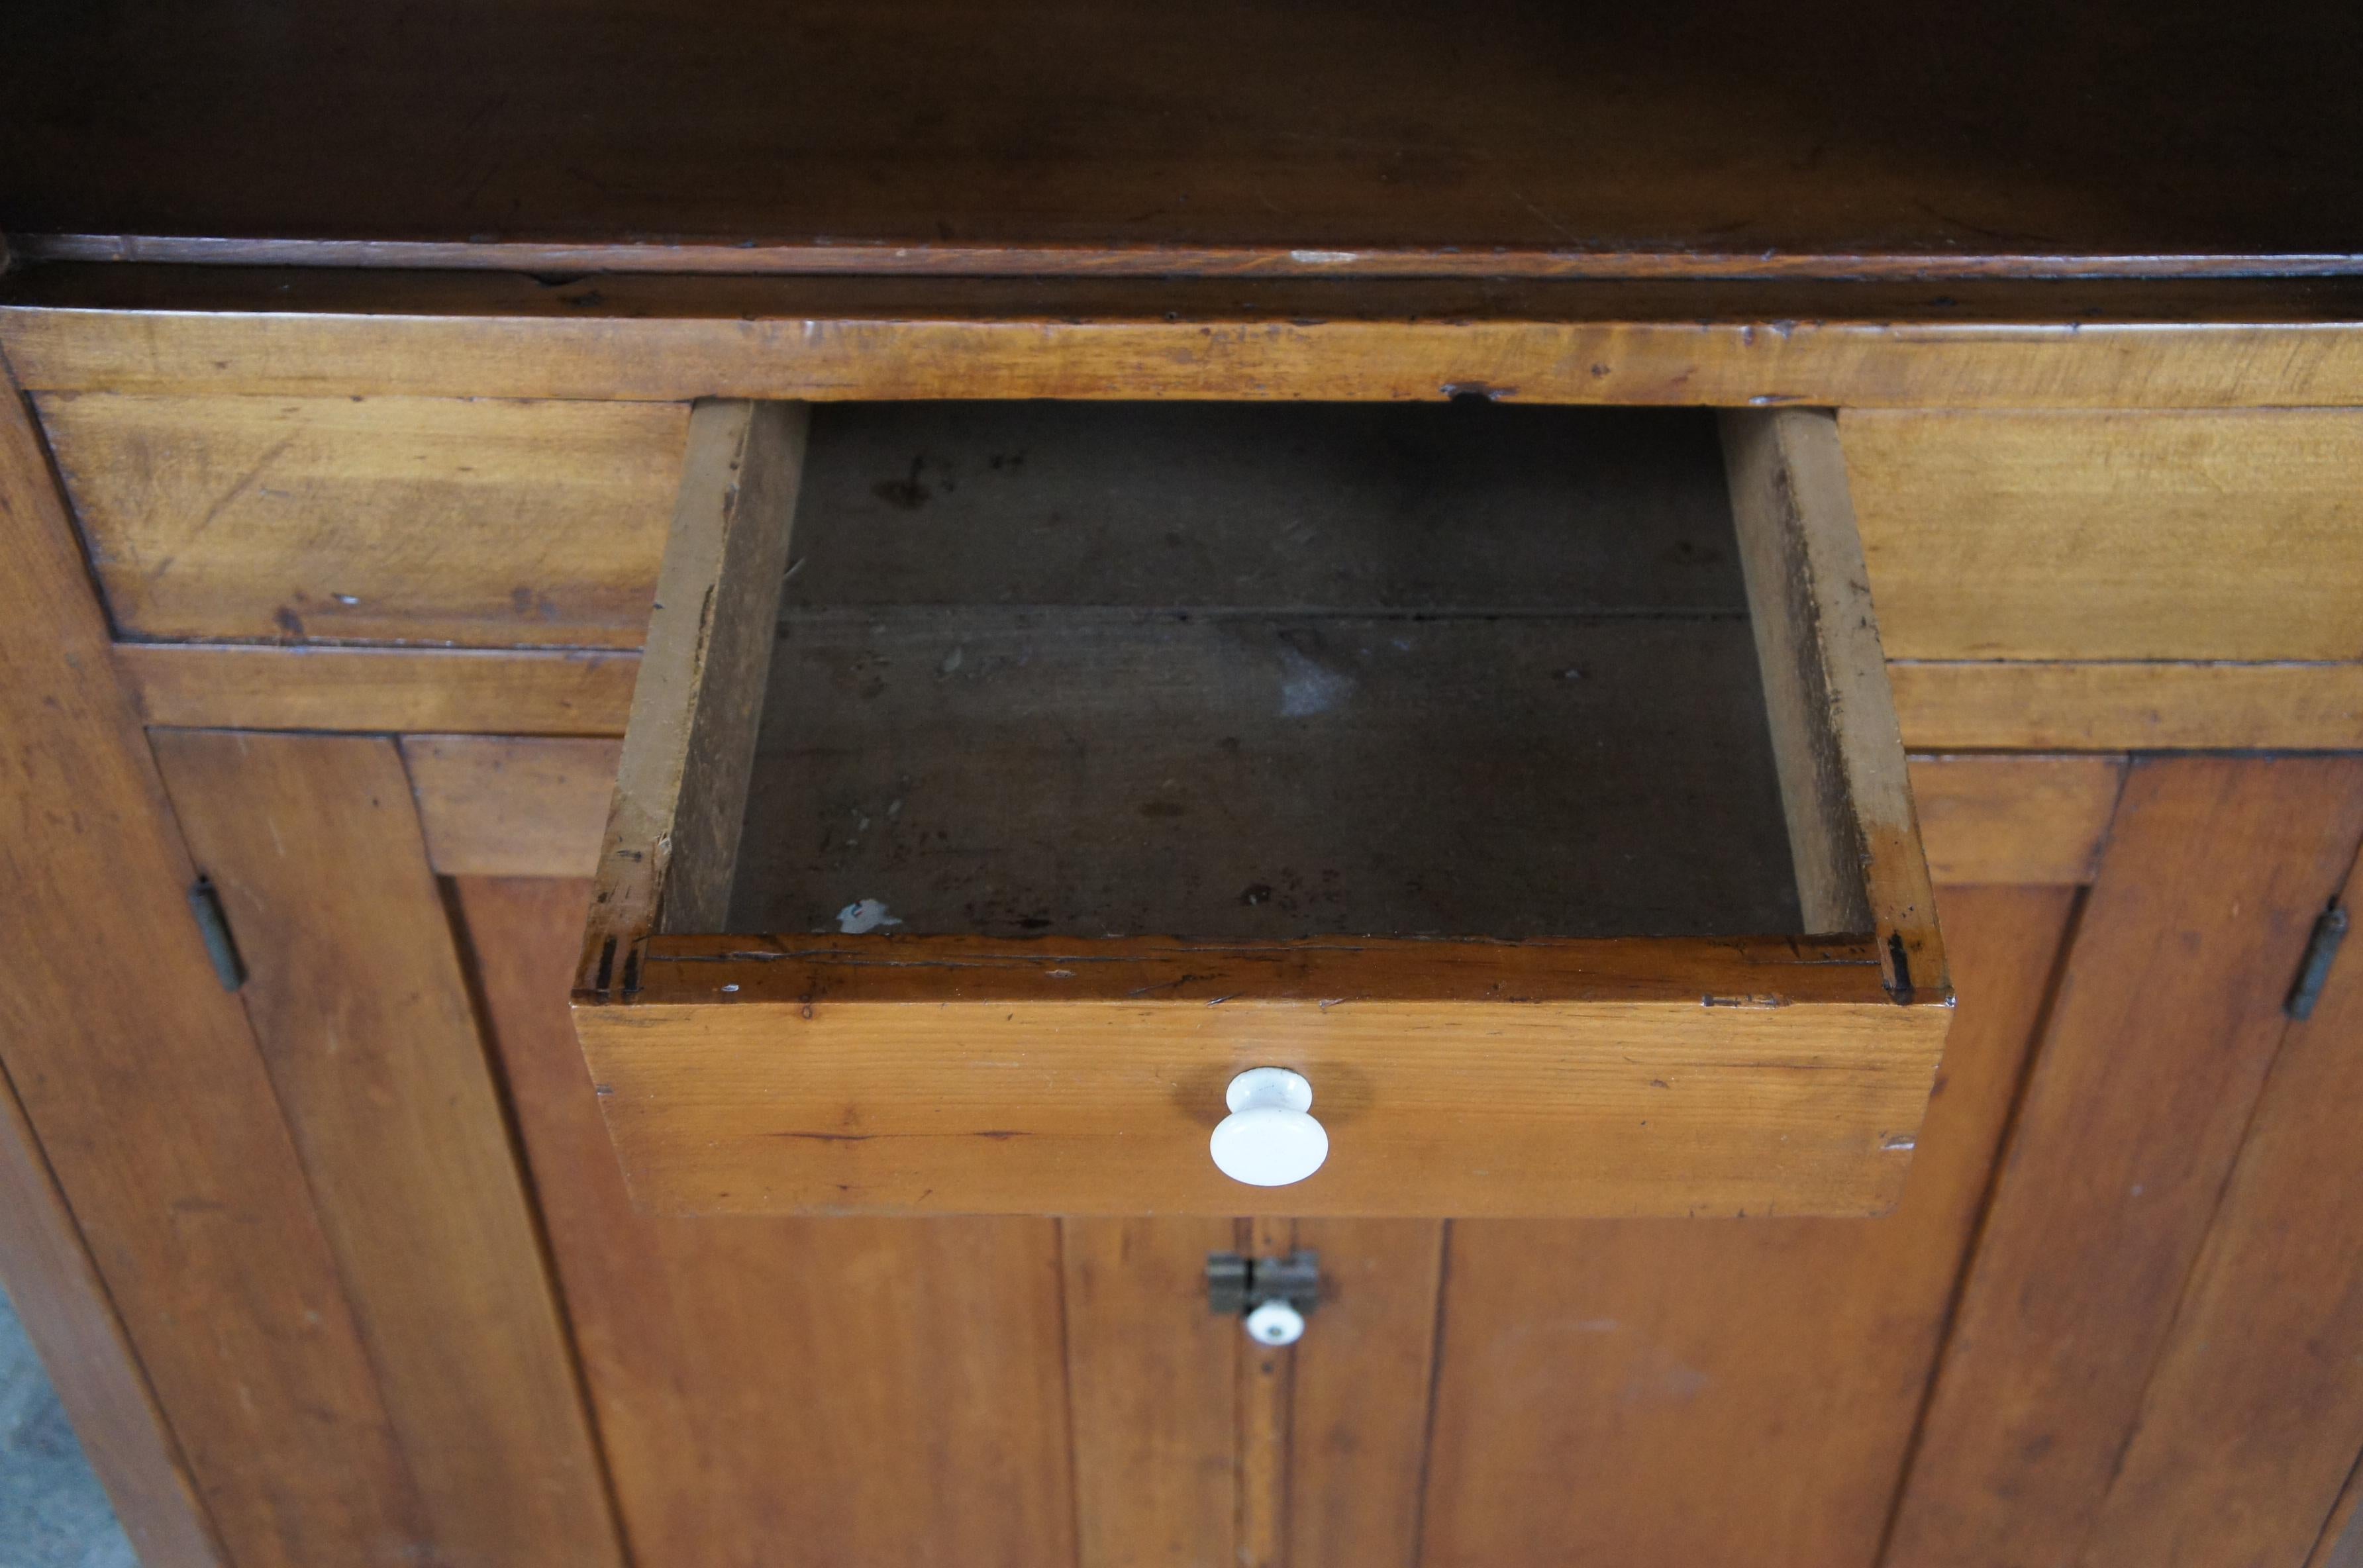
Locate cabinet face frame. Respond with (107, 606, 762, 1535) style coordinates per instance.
(571, 399, 1950, 1220)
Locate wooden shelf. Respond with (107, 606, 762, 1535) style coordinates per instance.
(6, 0, 2358, 277)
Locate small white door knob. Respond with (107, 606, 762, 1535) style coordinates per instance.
(1209, 1067, 1329, 1187)
(1244, 1298, 1307, 1346)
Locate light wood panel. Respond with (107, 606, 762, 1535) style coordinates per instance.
(0, 350, 427, 1565)
(454, 877, 1076, 1568)
(40, 392, 685, 648)
(0, 1060, 225, 1568)
(1287, 1219, 1444, 1568)
(1887, 756, 2363, 1567)
(1905, 755, 2124, 885)
(1889, 660, 2363, 751)
(579, 933, 1941, 1218)
(12, 270, 2363, 409)
(400, 734, 617, 877)
(151, 730, 624, 1568)
(1846, 409, 2363, 662)
(1419, 884, 2076, 1566)
(1064, 1217, 1239, 1568)
(118, 641, 642, 734)
(2073, 842, 2363, 1567)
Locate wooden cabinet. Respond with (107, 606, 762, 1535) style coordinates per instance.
(3, 7, 2362, 1566)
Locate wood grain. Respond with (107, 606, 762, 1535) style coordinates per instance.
(108, 640, 2363, 754)
(2073, 842, 2363, 1567)
(1064, 1217, 1238, 1568)
(5, 0, 2361, 272)
(118, 640, 642, 734)
(0, 1060, 225, 1568)
(38, 392, 686, 648)
(0, 348, 427, 1565)
(1887, 756, 2363, 1568)
(1721, 409, 1944, 1001)
(399, 734, 619, 878)
(1236, 1215, 1294, 1568)
(1889, 660, 2363, 752)
(1905, 755, 2125, 886)
(1287, 1219, 1444, 1568)
(583, 400, 805, 990)
(577, 934, 1944, 1218)
(455, 877, 1076, 1568)
(1846, 409, 2363, 662)
(1420, 885, 2076, 1567)
(151, 730, 624, 1568)
(12, 270, 2363, 410)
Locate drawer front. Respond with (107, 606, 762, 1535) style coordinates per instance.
(574, 400, 1950, 1219)
(38, 392, 687, 648)
(1844, 408, 2363, 662)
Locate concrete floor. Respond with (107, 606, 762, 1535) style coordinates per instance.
(0, 1285, 133, 1568)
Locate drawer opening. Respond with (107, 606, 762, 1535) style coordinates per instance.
(573, 397, 1950, 1220)
(738, 401, 1798, 945)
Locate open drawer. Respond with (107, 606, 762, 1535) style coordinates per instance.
(572, 399, 1950, 1218)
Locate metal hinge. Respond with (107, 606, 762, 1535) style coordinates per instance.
(187, 876, 246, 992)
(1206, 1250, 1320, 1317)
(2287, 903, 2348, 1020)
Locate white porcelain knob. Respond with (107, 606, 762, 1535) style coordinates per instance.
(1209, 1068, 1329, 1187)
(1244, 1298, 1306, 1346)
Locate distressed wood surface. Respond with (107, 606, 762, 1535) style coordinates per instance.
(399, 734, 620, 878)
(1064, 1216, 1239, 1568)
(1846, 409, 2363, 662)
(0, 346, 427, 1566)
(1420, 884, 2076, 1566)
(1722, 408, 1942, 1001)
(0, 1059, 225, 1568)
(152, 730, 625, 1568)
(583, 400, 805, 990)
(577, 933, 1942, 1218)
(11, 270, 2363, 409)
(38, 393, 686, 648)
(456, 876, 1075, 1567)
(6, 1, 2361, 273)
(2072, 841, 2363, 1567)
(1905, 755, 2125, 886)
(1887, 757, 2363, 1567)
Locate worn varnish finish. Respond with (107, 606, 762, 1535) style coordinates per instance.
(458, 877, 1076, 1568)
(0, 356, 430, 1567)
(14, 270, 2363, 410)
(6, 1, 2362, 274)
(1846, 409, 2363, 663)
(150, 730, 625, 1568)
(1887, 757, 2363, 1567)
(0, 1057, 225, 1568)
(40, 393, 687, 648)
(1420, 885, 2078, 1566)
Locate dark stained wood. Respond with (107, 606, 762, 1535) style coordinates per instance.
(1887, 757, 2363, 1568)
(5, 1, 2361, 275)
(0, 353, 428, 1567)
(14, 270, 2363, 411)
(455, 876, 1077, 1568)
(150, 730, 626, 1568)
(0, 1058, 225, 1568)
(1419, 884, 2076, 1566)
(2074, 844, 2363, 1567)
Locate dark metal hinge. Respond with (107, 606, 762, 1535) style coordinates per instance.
(187, 876, 246, 992)
(1206, 1250, 1319, 1317)
(2287, 903, 2348, 1021)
